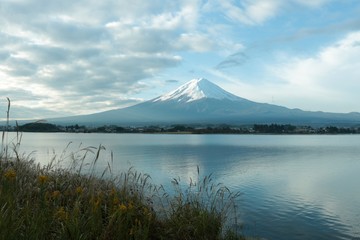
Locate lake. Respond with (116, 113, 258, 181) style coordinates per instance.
(7, 133, 360, 240)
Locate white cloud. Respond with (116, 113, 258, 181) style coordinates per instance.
(217, 0, 331, 25)
(0, 0, 204, 117)
(268, 31, 360, 112)
(209, 30, 360, 113)
(149, 0, 200, 30)
(177, 33, 215, 52)
(216, 0, 282, 25)
(245, 0, 282, 24)
(294, 0, 331, 8)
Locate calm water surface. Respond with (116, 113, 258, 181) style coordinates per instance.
(10, 133, 360, 240)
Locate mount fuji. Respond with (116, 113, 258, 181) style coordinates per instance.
(152, 78, 241, 103)
(50, 78, 360, 126)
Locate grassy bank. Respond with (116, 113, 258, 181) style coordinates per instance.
(0, 144, 244, 240)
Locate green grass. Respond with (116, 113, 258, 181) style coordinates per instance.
(1, 140, 244, 240)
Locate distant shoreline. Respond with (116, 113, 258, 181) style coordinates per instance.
(3, 122, 360, 135)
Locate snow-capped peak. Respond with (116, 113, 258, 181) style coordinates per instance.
(152, 78, 241, 103)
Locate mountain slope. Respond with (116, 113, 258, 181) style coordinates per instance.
(49, 78, 360, 126)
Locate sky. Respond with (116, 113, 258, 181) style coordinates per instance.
(1, 0, 360, 120)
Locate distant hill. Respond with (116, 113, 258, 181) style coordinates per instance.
(48, 78, 360, 127)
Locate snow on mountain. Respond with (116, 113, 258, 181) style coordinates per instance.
(152, 78, 241, 103)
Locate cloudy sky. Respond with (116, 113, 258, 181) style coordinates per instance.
(1, 0, 360, 120)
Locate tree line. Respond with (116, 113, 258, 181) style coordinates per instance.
(5, 122, 360, 134)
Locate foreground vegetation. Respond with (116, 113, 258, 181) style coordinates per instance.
(1, 140, 243, 240)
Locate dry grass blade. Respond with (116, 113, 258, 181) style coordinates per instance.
(1, 98, 11, 160)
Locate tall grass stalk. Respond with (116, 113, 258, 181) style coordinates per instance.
(1, 98, 11, 160)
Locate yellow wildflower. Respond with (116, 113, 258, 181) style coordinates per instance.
(51, 190, 61, 199)
(119, 203, 127, 212)
(91, 197, 101, 211)
(54, 207, 68, 221)
(143, 207, 148, 214)
(38, 175, 49, 184)
(113, 197, 120, 205)
(143, 207, 152, 220)
(4, 169, 16, 180)
(75, 186, 83, 194)
(110, 187, 117, 196)
(135, 218, 141, 227)
(128, 201, 134, 210)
